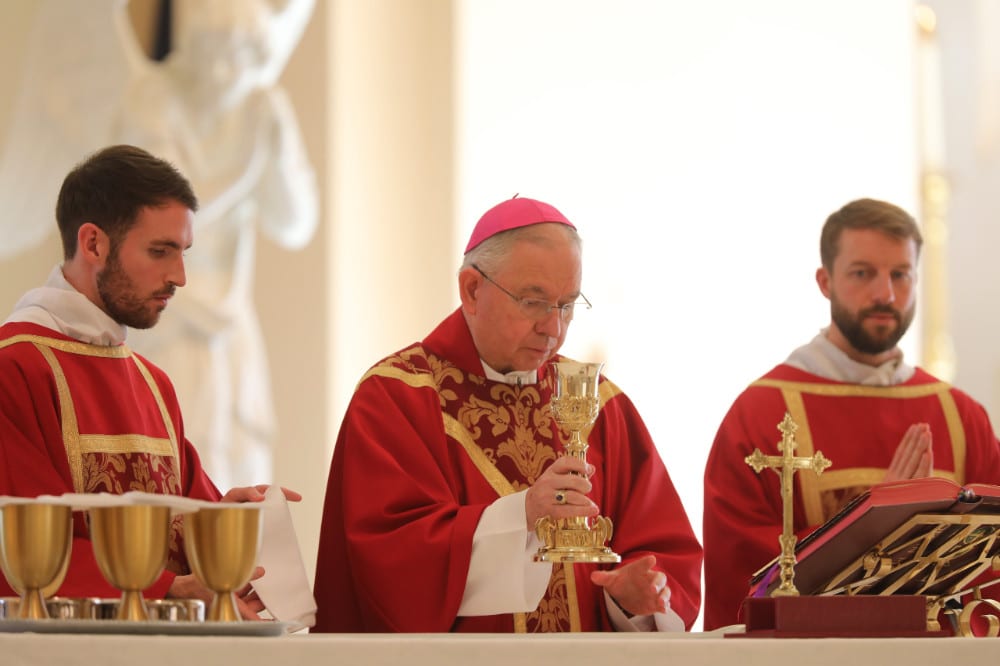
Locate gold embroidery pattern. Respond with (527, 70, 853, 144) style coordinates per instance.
(439, 358, 571, 632)
(526, 564, 571, 632)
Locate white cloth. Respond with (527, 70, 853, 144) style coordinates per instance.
(784, 329, 915, 386)
(251, 486, 317, 631)
(4, 265, 126, 346)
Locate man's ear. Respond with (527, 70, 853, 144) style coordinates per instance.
(458, 267, 482, 314)
(816, 266, 832, 299)
(76, 223, 110, 266)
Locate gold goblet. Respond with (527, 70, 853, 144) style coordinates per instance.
(535, 361, 620, 563)
(184, 505, 262, 622)
(89, 504, 172, 621)
(0, 502, 73, 619)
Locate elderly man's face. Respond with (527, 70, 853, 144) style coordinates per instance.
(463, 225, 583, 374)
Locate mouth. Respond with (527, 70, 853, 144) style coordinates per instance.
(863, 309, 898, 324)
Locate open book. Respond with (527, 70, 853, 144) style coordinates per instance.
(749, 477, 1000, 600)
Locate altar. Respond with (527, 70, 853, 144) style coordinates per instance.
(1, 632, 996, 666)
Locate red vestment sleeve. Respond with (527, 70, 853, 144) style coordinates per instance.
(313, 374, 486, 632)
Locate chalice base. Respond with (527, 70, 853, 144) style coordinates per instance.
(208, 591, 243, 622)
(534, 544, 621, 564)
(533, 516, 621, 564)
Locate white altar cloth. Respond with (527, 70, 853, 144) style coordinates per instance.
(1, 631, 996, 666)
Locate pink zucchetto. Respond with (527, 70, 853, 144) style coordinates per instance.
(464, 195, 576, 254)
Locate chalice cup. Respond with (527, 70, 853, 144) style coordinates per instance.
(0, 502, 73, 619)
(184, 505, 262, 622)
(534, 360, 620, 564)
(89, 504, 172, 621)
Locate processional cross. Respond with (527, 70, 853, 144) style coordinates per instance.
(745, 412, 832, 596)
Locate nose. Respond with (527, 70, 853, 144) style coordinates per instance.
(535, 307, 564, 339)
(168, 256, 187, 288)
(871, 272, 895, 305)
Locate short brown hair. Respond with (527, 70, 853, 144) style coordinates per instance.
(820, 198, 922, 271)
(56, 145, 198, 260)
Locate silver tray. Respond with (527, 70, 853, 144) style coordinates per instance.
(0, 597, 204, 622)
(0, 618, 291, 636)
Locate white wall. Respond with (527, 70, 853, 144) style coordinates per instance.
(455, 0, 920, 559)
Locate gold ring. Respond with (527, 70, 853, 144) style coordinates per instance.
(555, 491, 567, 505)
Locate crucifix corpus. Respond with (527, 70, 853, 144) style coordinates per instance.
(745, 412, 832, 596)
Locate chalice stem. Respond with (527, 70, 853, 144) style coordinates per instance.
(209, 592, 242, 622)
(117, 590, 150, 621)
(18, 589, 48, 620)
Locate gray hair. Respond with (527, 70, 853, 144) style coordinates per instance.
(460, 223, 582, 274)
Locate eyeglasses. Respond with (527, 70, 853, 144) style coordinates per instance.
(471, 264, 592, 322)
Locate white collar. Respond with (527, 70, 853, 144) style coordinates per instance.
(481, 361, 538, 387)
(784, 329, 914, 386)
(4, 265, 127, 346)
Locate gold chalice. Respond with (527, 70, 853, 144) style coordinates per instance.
(89, 504, 172, 621)
(184, 505, 262, 622)
(0, 502, 73, 619)
(535, 360, 620, 563)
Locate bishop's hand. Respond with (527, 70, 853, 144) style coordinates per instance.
(524, 456, 599, 530)
(591, 554, 669, 618)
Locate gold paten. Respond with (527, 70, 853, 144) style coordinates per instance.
(745, 413, 832, 596)
(0, 503, 73, 620)
(184, 505, 262, 622)
(534, 361, 620, 564)
(89, 504, 172, 621)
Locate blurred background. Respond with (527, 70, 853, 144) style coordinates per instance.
(1, 0, 996, 628)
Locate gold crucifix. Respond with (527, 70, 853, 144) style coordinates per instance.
(745, 412, 832, 596)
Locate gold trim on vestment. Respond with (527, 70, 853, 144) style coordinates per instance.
(0, 333, 131, 357)
(78, 435, 175, 456)
(131, 355, 181, 467)
(816, 467, 957, 491)
(444, 414, 516, 495)
(357, 365, 437, 392)
(936, 390, 966, 482)
(13, 334, 181, 493)
(779, 389, 825, 526)
(752, 377, 952, 398)
(754, 377, 967, 526)
(36, 344, 85, 493)
(562, 562, 581, 631)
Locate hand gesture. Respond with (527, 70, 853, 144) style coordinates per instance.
(590, 554, 670, 617)
(524, 456, 599, 530)
(884, 423, 933, 482)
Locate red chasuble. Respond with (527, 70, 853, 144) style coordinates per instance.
(0, 322, 221, 598)
(702, 364, 1000, 630)
(313, 309, 702, 632)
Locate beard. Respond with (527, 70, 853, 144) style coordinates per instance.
(830, 296, 914, 355)
(96, 251, 173, 329)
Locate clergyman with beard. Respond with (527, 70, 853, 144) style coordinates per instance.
(0, 145, 300, 615)
(700, 197, 1000, 630)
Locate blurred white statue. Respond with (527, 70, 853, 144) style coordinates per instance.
(0, 0, 318, 489)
